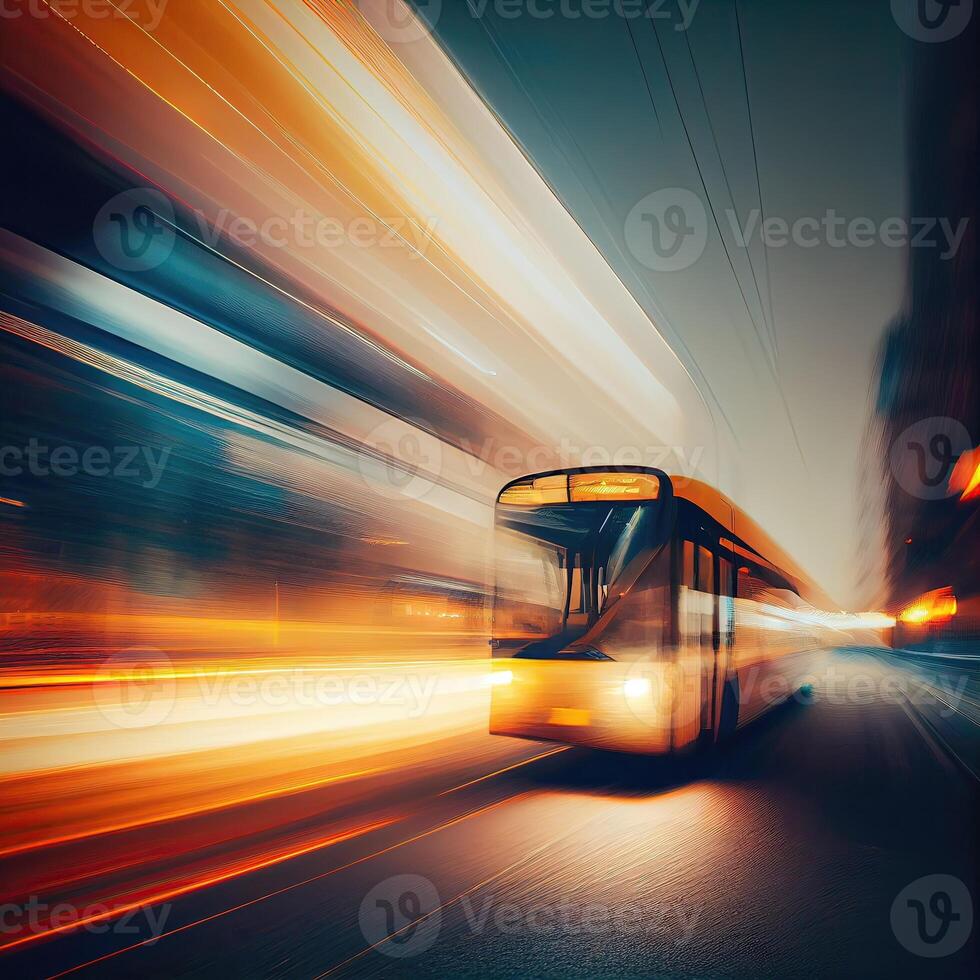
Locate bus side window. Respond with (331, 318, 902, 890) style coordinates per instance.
(682, 540, 695, 589)
(568, 561, 583, 613)
(697, 545, 714, 594)
(717, 557, 732, 598)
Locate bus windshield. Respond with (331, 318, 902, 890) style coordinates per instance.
(492, 499, 667, 658)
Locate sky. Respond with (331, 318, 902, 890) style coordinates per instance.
(411, 0, 913, 607)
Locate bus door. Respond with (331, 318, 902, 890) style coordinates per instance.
(672, 518, 713, 749)
(696, 523, 735, 743)
(713, 549, 735, 736)
(695, 541, 714, 742)
(671, 504, 733, 748)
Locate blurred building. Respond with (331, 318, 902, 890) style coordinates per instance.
(865, 14, 977, 640)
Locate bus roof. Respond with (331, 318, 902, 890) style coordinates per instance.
(670, 476, 837, 611)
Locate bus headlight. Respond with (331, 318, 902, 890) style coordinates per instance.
(488, 669, 513, 687)
(623, 677, 651, 699)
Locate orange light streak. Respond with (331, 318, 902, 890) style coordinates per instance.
(950, 446, 980, 502)
(0, 763, 391, 859)
(898, 587, 958, 624)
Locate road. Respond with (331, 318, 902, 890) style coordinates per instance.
(3, 647, 977, 979)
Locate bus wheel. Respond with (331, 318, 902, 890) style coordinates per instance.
(718, 676, 739, 740)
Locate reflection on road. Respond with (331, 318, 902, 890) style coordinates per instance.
(1, 647, 976, 978)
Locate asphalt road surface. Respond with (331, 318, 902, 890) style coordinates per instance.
(6, 647, 978, 979)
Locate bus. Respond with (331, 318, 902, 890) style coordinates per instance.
(489, 467, 837, 754)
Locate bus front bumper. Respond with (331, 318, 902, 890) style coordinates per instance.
(488, 658, 675, 755)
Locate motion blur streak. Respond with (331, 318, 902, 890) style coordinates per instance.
(1, 0, 711, 458)
(0, 763, 390, 859)
(42, 789, 542, 980)
(0, 818, 396, 952)
(0, 0, 713, 952)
